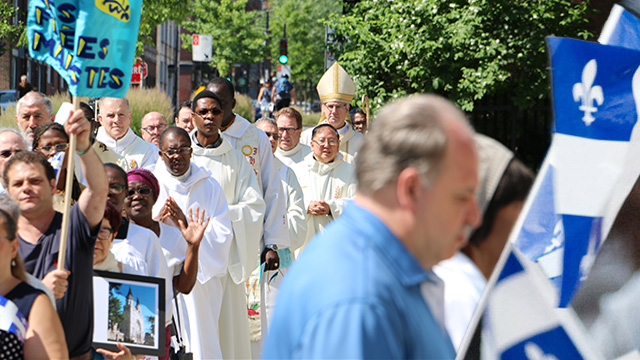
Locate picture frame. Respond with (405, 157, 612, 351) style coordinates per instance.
(92, 270, 166, 356)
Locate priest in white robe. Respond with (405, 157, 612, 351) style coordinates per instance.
(188, 90, 267, 359)
(294, 124, 357, 253)
(152, 126, 233, 360)
(300, 63, 364, 164)
(274, 107, 311, 168)
(96, 97, 158, 170)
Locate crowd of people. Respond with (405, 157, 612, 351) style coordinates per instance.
(0, 62, 532, 360)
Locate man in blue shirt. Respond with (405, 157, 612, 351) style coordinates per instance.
(263, 94, 481, 359)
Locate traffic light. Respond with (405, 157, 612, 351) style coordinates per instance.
(279, 38, 288, 64)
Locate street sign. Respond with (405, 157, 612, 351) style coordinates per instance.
(131, 57, 148, 84)
(276, 64, 291, 79)
(192, 34, 212, 62)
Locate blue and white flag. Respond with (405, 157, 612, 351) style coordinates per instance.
(600, 1, 640, 50)
(27, 0, 142, 98)
(512, 37, 640, 307)
(481, 244, 598, 359)
(0, 295, 28, 343)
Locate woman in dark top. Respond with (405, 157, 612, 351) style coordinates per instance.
(0, 208, 68, 359)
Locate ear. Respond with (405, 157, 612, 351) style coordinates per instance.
(396, 167, 421, 212)
(10, 238, 19, 259)
(231, 98, 236, 110)
(50, 178, 57, 192)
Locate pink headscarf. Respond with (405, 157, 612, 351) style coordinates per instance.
(126, 168, 160, 202)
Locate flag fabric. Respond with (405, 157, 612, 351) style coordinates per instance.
(0, 295, 28, 343)
(599, 1, 640, 50)
(480, 244, 598, 360)
(512, 37, 640, 307)
(27, 0, 142, 98)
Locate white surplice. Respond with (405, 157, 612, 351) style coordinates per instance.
(152, 161, 233, 360)
(96, 127, 159, 170)
(189, 131, 266, 360)
(275, 142, 312, 169)
(293, 152, 357, 252)
(300, 122, 364, 164)
(274, 157, 306, 253)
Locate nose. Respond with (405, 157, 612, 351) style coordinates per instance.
(467, 197, 481, 228)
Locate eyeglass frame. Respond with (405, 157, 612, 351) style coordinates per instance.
(97, 227, 114, 241)
(161, 147, 193, 157)
(108, 184, 127, 195)
(311, 138, 339, 147)
(127, 186, 152, 197)
(264, 131, 279, 140)
(277, 127, 300, 134)
(35, 143, 69, 153)
(141, 124, 167, 133)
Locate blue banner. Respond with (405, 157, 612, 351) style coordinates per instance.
(27, 0, 142, 98)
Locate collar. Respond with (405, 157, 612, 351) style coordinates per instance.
(97, 127, 138, 153)
(277, 142, 304, 157)
(342, 202, 430, 286)
(220, 116, 235, 131)
(220, 114, 250, 139)
(194, 131, 223, 149)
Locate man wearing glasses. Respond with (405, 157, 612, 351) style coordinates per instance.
(293, 123, 356, 254)
(300, 63, 364, 164)
(185, 90, 267, 359)
(0, 129, 27, 193)
(96, 97, 159, 170)
(152, 126, 234, 360)
(140, 112, 168, 148)
(274, 107, 311, 168)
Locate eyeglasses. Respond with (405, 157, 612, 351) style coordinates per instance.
(108, 184, 127, 195)
(264, 131, 279, 140)
(195, 107, 223, 117)
(312, 138, 338, 147)
(162, 147, 192, 156)
(97, 227, 114, 240)
(36, 144, 69, 153)
(324, 103, 347, 111)
(128, 186, 152, 197)
(352, 121, 366, 126)
(141, 124, 167, 133)
(0, 149, 22, 159)
(278, 127, 300, 134)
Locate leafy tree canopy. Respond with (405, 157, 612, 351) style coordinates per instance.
(137, 0, 190, 55)
(329, 0, 592, 111)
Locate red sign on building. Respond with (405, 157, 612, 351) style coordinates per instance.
(131, 57, 148, 84)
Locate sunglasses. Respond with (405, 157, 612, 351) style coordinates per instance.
(264, 131, 279, 140)
(0, 149, 22, 159)
(128, 186, 152, 197)
(36, 144, 69, 153)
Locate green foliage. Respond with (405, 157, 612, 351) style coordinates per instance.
(108, 289, 125, 330)
(268, 0, 341, 101)
(0, 2, 24, 52)
(181, 0, 266, 76)
(330, 0, 592, 111)
(137, 0, 190, 55)
(235, 92, 254, 122)
(126, 87, 173, 136)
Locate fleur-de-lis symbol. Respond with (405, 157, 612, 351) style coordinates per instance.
(572, 59, 604, 126)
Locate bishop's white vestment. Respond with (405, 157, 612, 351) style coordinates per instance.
(152, 161, 233, 360)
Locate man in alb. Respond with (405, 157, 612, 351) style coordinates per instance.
(274, 107, 311, 168)
(188, 90, 269, 359)
(96, 97, 158, 169)
(300, 63, 364, 164)
(294, 123, 357, 253)
(152, 126, 233, 359)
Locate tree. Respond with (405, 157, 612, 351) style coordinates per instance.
(137, 0, 190, 55)
(268, 0, 341, 102)
(181, 0, 266, 76)
(329, 0, 592, 111)
(0, 2, 25, 55)
(108, 287, 125, 331)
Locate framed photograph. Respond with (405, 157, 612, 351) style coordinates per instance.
(92, 270, 166, 356)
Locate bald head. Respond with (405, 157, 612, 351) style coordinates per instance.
(141, 112, 167, 147)
(98, 97, 132, 140)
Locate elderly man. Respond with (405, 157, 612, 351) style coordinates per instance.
(152, 126, 233, 360)
(274, 107, 311, 168)
(15, 91, 54, 142)
(0, 129, 28, 192)
(95, 97, 159, 170)
(300, 63, 364, 164)
(188, 90, 267, 359)
(6, 108, 108, 359)
(140, 111, 168, 147)
(264, 95, 481, 359)
(293, 123, 356, 253)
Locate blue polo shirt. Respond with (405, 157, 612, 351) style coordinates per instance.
(263, 202, 456, 359)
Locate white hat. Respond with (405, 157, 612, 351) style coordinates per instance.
(316, 62, 356, 103)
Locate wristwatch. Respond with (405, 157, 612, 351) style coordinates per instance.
(265, 244, 278, 252)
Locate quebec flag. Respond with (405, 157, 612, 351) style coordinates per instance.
(512, 37, 640, 307)
(481, 244, 598, 360)
(599, 1, 640, 50)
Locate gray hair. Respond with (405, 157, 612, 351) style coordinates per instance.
(255, 117, 278, 127)
(0, 193, 20, 220)
(16, 92, 53, 117)
(0, 128, 28, 150)
(355, 94, 472, 195)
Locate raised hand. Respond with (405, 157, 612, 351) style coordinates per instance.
(178, 206, 210, 247)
